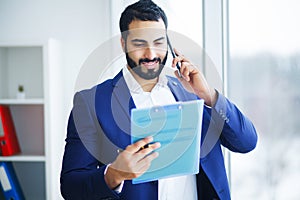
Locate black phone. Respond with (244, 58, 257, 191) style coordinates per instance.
(166, 35, 182, 77)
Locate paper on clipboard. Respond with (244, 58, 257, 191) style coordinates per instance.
(131, 99, 204, 184)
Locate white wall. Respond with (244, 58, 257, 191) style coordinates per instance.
(0, 0, 111, 198)
(0, 0, 111, 118)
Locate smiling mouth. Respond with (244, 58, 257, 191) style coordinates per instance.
(141, 60, 159, 69)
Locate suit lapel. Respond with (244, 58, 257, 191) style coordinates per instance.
(110, 71, 135, 149)
(167, 76, 198, 102)
(111, 71, 136, 120)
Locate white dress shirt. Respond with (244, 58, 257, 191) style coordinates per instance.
(123, 66, 198, 200)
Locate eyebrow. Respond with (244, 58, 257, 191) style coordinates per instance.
(154, 37, 165, 42)
(131, 36, 166, 43)
(131, 39, 147, 43)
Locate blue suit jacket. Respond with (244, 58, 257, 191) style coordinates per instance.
(60, 71, 257, 200)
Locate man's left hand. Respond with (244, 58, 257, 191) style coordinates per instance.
(171, 48, 217, 107)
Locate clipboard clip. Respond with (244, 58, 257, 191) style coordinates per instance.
(152, 104, 183, 112)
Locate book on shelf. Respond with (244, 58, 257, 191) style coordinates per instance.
(0, 105, 21, 156)
(0, 161, 25, 200)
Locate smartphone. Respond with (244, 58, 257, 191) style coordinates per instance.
(167, 35, 182, 77)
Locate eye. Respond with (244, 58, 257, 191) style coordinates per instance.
(133, 43, 146, 47)
(154, 42, 164, 46)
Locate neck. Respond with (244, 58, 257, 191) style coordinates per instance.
(127, 66, 158, 92)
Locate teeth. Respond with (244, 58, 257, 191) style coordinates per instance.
(143, 61, 156, 66)
(141, 61, 158, 69)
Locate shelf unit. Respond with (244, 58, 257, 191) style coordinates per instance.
(0, 99, 44, 105)
(0, 40, 64, 200)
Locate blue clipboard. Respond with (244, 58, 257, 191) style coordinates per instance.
(131, 99, 204, 184)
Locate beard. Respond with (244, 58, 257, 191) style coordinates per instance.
(126, 51, 168, 80)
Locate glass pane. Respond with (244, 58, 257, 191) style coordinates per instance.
(228, 0, 300, 199)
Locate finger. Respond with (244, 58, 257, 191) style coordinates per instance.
(171, 51, 189, 68)
(134, 142, 161, 161)
(140, 142, 161, 151)
(173, 48, 182, 57)
(174, 70, 183, 80)
(137, 142, 161, 155)
(174, 48, 190, 62)
(171, 54, 186, 67)
(125, 136, 153, 153)
(136, 151, 159, 172)
(172, 56, 181, 68)
(179, 63, 191, 81)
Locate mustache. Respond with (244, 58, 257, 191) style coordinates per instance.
(138, 57, 161, 65)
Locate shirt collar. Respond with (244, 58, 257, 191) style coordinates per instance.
(122, 65, 169, 94)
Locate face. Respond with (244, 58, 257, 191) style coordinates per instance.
(122, 19, 168, 80)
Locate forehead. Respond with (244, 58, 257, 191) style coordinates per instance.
(127, 19, 166, 41)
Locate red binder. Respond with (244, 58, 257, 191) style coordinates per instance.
(0, 106, 21, 156)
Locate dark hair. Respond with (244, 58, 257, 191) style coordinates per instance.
(119, 0, 168, 40)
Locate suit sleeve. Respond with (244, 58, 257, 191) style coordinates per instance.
(60, 91, 120, 200)
(211, 91, 258, 153)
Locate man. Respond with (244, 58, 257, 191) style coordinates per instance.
(60, 1, 257, 199)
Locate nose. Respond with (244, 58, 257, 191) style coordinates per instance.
(144, 47, 156, 60)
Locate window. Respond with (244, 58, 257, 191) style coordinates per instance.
(228, 0, 300, 199)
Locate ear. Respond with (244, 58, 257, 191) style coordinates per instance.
(120, 37, 125, 53)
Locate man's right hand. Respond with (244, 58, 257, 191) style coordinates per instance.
(104, 136, 160, 189)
